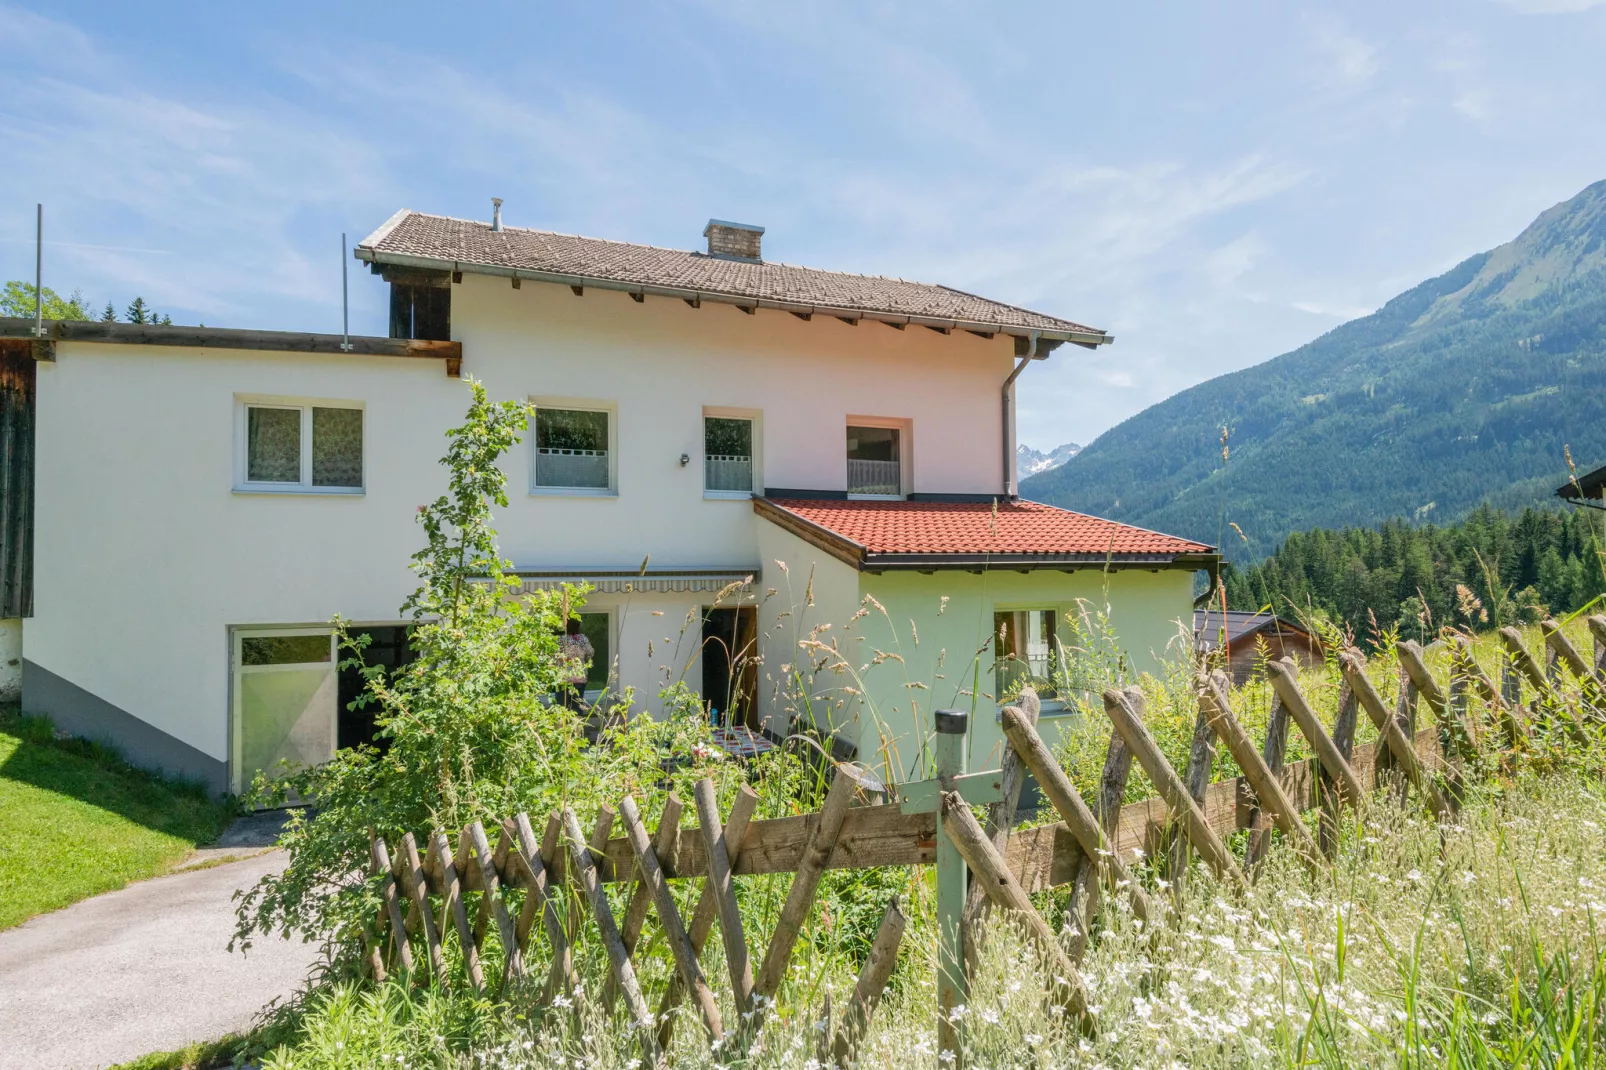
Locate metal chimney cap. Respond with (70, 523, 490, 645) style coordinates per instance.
(490, 197, 504, 232)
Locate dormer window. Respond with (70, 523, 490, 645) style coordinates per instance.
(847, 425, 901, 497)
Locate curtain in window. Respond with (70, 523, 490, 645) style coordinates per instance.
(312, 407, 363, 487)
(248, 407, 301, 482)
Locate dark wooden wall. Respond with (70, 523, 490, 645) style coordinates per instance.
(0, 341, 34, 618)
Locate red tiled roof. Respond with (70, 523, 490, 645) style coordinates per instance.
(756, 498, 1213, 568)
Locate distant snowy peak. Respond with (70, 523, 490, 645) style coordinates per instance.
(1017, 442, 1082, 476)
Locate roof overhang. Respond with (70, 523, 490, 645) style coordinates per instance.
(1557, 464, 1606, 510)
(0, 318, 463, 375)
(753, 497, 1214, 573)
(355, 247, 1112, 348)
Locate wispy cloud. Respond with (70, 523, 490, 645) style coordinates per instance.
(1307, 16, 1381, 91)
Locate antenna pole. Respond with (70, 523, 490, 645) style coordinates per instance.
(32, 203, 45, 338)
(340, 232, 353, 352)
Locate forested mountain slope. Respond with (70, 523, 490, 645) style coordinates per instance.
(1022, 179, 1606, 562)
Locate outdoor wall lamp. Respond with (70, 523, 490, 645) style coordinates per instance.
(679, 453, 690, 467)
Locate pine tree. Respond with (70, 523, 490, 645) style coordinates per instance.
(126, 297, 150, 324)
(101, 302, 116, 323)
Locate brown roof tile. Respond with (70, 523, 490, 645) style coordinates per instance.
(356, 211, 1107, 342)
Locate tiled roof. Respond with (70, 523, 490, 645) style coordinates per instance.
(355, 211, 1108, 343)
(756, 498, 1213, 569)
(1193, 609, 1312, 651)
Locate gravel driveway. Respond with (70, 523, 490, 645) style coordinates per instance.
(0, 850, 318, 1070)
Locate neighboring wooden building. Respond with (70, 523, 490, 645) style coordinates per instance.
(1557, 463, 1606, 510)
(1194, 609, 1322, 683)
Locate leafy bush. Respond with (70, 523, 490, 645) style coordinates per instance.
(232, 383, 756, 961)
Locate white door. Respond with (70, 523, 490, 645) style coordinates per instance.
(231, 629, 337, 796)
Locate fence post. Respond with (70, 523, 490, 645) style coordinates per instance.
(618, 795, 723, 1044)
(1588, 615, 1606, 684)
(941, 791, 1088, 1022)
(396, 832, 445, 986)
(1169, 704, 1217, 892)
(1338, 653, 1451, 820)
(1000, 706, 1153, 924)
(657, 784, 759, 1050)
(560, 807, 657, 1064)
(1103, 687, 1246, 887)
(1066, 721, 1134, 952)
(1242, 675, 1290, 871)
(930, 710, 969, 1064)
(963, 689, 1038, 974)
(832, 897, 907, 1068)
(1197, 672, 1322, 870)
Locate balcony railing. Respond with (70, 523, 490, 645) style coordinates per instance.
(536, 448, 609, 489)
(848, 458, 900, 496)
(705, 454, 753, 493)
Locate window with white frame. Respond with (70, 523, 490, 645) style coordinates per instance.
(993, 609, 1060, 702)
(704, 415, 755, 496)
(534, 404, 612, 492)
(847, 425, 901, 497)
(238, 401, 363, 492)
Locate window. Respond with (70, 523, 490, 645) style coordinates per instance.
(993, 609, 1059, 702)
(705, 416, 754, 496)
(389, 281, 450, 341)
(239, 401, 363, 493)
(847, 425, 901, 496)
(535, 406, 612, 492)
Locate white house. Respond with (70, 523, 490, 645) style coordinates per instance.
(2, 208, 1213, 794)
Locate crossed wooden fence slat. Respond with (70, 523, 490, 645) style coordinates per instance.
(360, 617, 1606, 1067)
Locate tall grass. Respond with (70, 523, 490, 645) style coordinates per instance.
(227, 611, 1606, 1069)
(242, 769, 1606, 1069)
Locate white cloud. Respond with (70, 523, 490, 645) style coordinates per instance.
(1307, 16, 1380, 91)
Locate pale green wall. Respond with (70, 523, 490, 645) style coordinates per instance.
(855, 568, 1196, 781)
(748, 519, 1198, 784)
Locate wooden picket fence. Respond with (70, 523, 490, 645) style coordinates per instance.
(362, 615, 1606, 1066)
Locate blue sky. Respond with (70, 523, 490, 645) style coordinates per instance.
(4, 1, 1606, 448)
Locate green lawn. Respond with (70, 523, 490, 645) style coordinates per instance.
(0, 708, 232, 930)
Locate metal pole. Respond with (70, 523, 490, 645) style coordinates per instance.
(340, 232, 353, 352)
(33, 204, 45, 338)
(934, 707, 969, 1064)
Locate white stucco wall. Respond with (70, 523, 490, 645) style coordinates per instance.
(752, 521, 863, 744)
(448, 276, 1017, 571)
(0, 618, 20, 701)
(26, 278, 1024, 773)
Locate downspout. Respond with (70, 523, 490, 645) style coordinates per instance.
(1001, 330, 1038, 499)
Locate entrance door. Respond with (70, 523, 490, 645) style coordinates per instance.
(232, 629, 337, 796)
(701, 606, 758, 729)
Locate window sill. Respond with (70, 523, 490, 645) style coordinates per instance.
(704, 490, 754, 501)
(233, 485, 365, 497)
(994, 699, 1075, 721)
(848, 493, 904, 501)
(530, 486, 617, 499)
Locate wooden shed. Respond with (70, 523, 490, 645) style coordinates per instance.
(1194, 609, 1322, 684)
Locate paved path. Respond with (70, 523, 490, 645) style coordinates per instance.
(0, 851, 318, 1070)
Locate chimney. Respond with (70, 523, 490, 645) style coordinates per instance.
(703, 219, 764, 262)
(491, 197, 503, 233)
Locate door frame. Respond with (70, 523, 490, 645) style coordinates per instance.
(229, 625, 337, 796)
